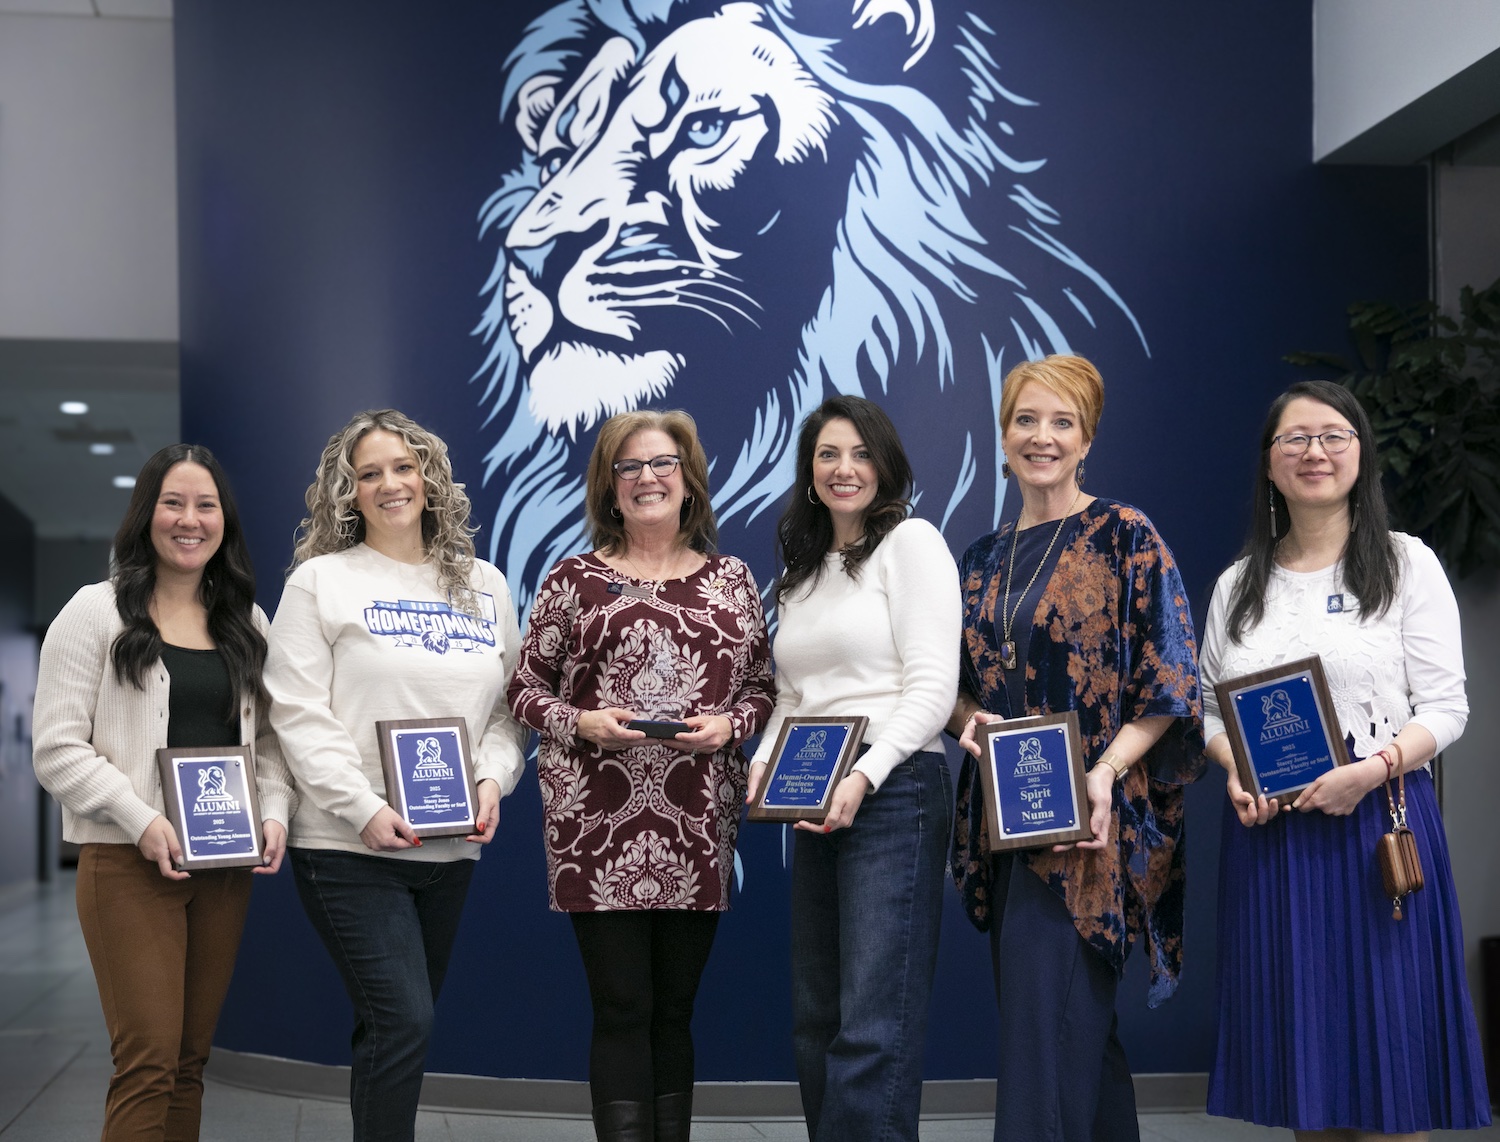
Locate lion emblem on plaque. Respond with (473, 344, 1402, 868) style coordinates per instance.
(411, 736, 456, 781)
(476, 0, 1148, 605)
(192, 765, 240, 816)
(1260, 688, 1297, 729)
(793, 730, 829, 763)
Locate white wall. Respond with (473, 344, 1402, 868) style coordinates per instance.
(0, 11, 177, 339)
(1314, 0, 1500, 162)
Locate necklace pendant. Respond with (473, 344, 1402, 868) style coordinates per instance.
(1000, 640, 1018, 671)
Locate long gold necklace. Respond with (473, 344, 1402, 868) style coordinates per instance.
(999, 490, 1081, 670)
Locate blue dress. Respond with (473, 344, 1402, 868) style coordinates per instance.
(1202, 542, 1490, 1132)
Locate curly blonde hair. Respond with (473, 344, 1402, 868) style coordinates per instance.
(291, 409, 481, 614)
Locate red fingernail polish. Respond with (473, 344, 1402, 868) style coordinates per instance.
(477, 822, 486, 833)
(413, 838, 423, 846)
(823, 824, 831, 833)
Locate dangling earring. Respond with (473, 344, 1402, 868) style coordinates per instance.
(806, 485, 819, 505)
(1075, 460, 1086, 487)
(1001, 460, 1012, 479)
(1268, 480, 1277, 539)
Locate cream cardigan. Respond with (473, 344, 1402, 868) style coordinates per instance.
(33, 581, 295, 846)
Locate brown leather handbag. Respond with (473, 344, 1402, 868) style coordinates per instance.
(1377, 770, 1423, 920)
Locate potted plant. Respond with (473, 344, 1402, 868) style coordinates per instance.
(1287, 276, 1500, 579)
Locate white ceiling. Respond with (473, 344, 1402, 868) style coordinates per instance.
(0, 0, 170, 18)
(0, 339, 178, 539)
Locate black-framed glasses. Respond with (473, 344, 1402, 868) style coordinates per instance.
(1273, 429, 1357, 456)
(612, 455, 681, 480)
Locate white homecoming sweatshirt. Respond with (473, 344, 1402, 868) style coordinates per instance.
(266, 543, 527, 862)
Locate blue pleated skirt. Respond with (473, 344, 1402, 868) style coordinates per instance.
(1207, 767, 1491, 1132)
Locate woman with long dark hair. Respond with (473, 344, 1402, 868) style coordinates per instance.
(265, 409, 527, 1142)
(33, 444, 294, 1140)
(508, 409, 774, 1142)
(746, 395, 960, 1142)
(1203, 380, 1489, 1137)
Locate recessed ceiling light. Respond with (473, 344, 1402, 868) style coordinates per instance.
(89, 442, 115, 456)
(112, 475, 135, 489)
(60, 401, 89, 415)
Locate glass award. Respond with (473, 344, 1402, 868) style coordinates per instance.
(156, 745, 265, 870)
(976, 711, 1091, 852)
(1214, 655, 1346, 804)
(376, 717, 480, 838)
(747, 716, 869, 823)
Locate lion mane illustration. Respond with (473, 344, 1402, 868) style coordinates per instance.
(477, 0, 1147, 603)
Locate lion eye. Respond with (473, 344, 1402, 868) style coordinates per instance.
(538, 150, 567, 183)
(684, 114, 727, 148)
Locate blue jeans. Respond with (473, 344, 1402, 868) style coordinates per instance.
(290, 848, 474, 1142)
(790, 751, 952, 1142)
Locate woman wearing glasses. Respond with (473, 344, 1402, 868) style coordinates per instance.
(1202, 381, 1488, 1136)
(508, 410, 775, 1142)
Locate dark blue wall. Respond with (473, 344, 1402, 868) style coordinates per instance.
(179, 1, 1426, 1080)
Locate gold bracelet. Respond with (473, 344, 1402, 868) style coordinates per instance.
(1101, 753, 1132, 781)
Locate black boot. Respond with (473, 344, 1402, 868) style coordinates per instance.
(653, 1090, 693, 1142)
(592, 1099, 654, 1142)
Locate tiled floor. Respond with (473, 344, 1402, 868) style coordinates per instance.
(1, 876, 1495, 1141)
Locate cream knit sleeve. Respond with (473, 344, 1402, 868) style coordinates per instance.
(32, 584, 162, 843)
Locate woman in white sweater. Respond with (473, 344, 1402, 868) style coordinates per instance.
(746, 395, 960, 1142)
(1202, 381, 1489, 1136)
(33, 444, 294, 1140)
(265, 410, 527, 1142)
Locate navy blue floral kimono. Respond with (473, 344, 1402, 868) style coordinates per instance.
(950, 498, 1204, 1006)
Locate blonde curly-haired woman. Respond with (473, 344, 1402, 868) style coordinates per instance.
(265, 409, 527, 1142)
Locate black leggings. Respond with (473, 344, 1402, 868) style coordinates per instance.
(570, 910, 720, 1104)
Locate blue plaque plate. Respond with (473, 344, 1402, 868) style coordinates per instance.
(377, 718, 480, 838)
(156, 746, 264, 870)
(1214, 655, 1345, 803)
(976, 712, 1091, 852)
(748, 717, 869, 822)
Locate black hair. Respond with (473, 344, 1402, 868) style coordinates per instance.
(774, 395, 912, 606)
(111, 444, 268, 712)
(1226, 380, 1399, 640)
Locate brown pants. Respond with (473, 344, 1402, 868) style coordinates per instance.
(75, 844, 253, 1141)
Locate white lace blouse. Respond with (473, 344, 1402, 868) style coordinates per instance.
(1201, 533, 1467, 760)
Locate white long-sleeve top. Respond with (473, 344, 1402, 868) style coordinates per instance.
(750, 517, 961, 790)
(1201, 532, 1467, 759)
(265, 544, 527, 862)
(32, 580, 294, 845)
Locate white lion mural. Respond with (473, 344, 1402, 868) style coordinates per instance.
(476, 0, 1147, 604)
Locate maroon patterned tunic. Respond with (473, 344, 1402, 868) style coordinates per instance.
(507, 553, 775, 912)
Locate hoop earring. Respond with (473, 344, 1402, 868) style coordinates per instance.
(806, 485, 819, 505)
(1001, 460, 1012, 479)
(1075, 460, 1086, 487)
(684, 494, 694, 505)
(610, 504, 622, 519)
(1268, 480, 1277, 539)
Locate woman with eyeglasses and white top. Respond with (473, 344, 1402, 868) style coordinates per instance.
(1203, 380, 1488, 1138)
(507, 410, 775, 1142)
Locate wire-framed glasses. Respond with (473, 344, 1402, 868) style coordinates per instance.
(1273, 429, 1357, 456)
(612, 455, 682, 480)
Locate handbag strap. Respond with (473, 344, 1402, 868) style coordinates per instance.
(1384, 771, 1408, 831)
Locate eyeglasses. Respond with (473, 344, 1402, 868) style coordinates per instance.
(612, 455, 681, 480)
(1273, 429, 1357, 457)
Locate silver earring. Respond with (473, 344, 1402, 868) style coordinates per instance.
(684, 494, 694, 505)
(1001, 461, 1012, 479)
(1268, 481, 1277, 539)
(806, 485, 819, 505)
(611, 504, 622, 519)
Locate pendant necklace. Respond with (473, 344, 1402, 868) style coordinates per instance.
(999, 491, 1081, 671)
